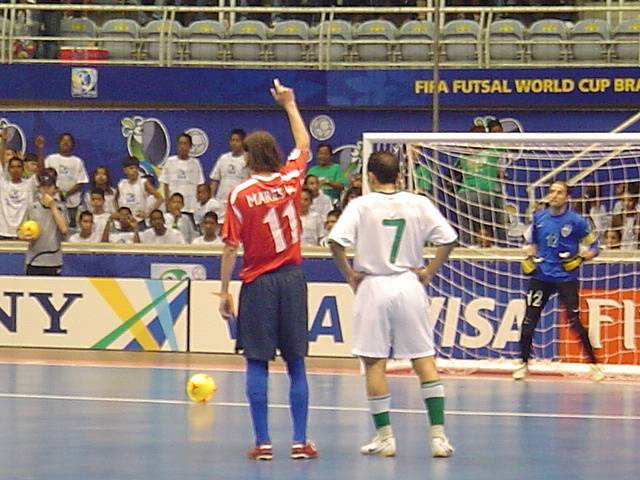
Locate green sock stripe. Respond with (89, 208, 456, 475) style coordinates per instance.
(421, 380, 442, 388)
(373, 412, 391, 429)
(425, 397, 445, 426)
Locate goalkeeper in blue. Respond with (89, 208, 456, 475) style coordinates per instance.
(515, 181, 604, 382)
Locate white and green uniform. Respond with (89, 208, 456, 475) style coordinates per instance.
(329, 191, 457, 359)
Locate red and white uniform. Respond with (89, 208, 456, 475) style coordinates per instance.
(222, 148, 309, 283)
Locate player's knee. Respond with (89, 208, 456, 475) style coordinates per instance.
(246, 382, 267, 403)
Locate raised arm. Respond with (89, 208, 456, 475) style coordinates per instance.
(271, 79, 309, 151)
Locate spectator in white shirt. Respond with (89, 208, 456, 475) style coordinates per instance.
(209, 128, 249, 218)
(116, 156, 163, 227)
(194, 183, 223, 228)
(300, 188, 324, 246)
(159, 133, 205, 214)
(0, 156, 37, 239)
(102, 206, 141, 244)
(83, 165, 117, 214)
(142, 209, 186, 244)
(164, 192, 197, 243)
(69, 210, 102, 243)
(87, 188, 111, 236)
(305, 174, 333, 218)
(319, 208, 341, 247)
(192, 211, 223, 245)
(39, 132, 89, 229)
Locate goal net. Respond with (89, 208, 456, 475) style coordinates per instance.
(362, 132, 640, 377)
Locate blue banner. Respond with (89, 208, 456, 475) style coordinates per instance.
(3, 64, 640, 109)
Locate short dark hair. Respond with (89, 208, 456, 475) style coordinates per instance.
(150, 209, 164, 219)
(203, 211, 218, 223)
(122, 155, 139, 168)
(486, 119, 503, 131)
(170, 192, 185, 203)
(301, 187, 313, 197)
(119, 206, 132, 215)
(23, 152, 38, 163)
(79, 210, 93, 221)
(90, 187, 105, 198)
(316, 143, 333, 154)
(368, 151, 399, 185)
(327, 208, 341, 219)
(8, 156, 23, 167)
(178, 133, 192, 145)
(230, 128, 246, 139)
(305, 174, 318, 183)
(58, 132, 75, 147)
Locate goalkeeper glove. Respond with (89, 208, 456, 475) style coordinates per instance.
(521, 256, 542, 275)
(560, 254, 584, 272)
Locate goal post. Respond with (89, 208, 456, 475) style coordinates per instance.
(362, 132, 640, 377)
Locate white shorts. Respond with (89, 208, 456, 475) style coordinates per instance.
(352, 271, 435, 359)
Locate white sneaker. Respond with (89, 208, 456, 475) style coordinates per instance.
(512, 363, 529, 380)
(590, 364, 605, 383)
(431, 436, 454, 457)
(360, 435, 396, 457)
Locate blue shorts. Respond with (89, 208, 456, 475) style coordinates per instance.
(236, 264, 308, 361)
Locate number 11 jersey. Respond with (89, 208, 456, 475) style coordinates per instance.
(222, 148, 309, 283)
(329, 191, 458, 275)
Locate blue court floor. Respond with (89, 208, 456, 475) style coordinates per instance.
(0, 356, 638, 480)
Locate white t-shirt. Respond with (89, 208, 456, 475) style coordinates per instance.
(191, 235, 223, 245)
(164, 212, 197, 244)
(310, 191, 334, 219)
(69, 230, 103, 243)
(0, 176, 37, 237)
(92, 212, 111, 238)
(301, 211, 324, 246)
(117, 177, 148, 221)
(194, 198, 224, 226)
(329, 191, 458, 275)
(141, 227, 185, 244)
(209, 152, 250, 206)
(159, 155, 205, 213)
(83, 189, 117, 214)
(108, 231, 138, 244)
(44, 153, 89, 208)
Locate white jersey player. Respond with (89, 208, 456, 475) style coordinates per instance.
(329, 150, 457, 460)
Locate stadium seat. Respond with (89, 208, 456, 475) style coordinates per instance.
(443, 20, 480, 62)
(61, 17, 98, 48)
(354, 20, 397, 62)
(229, 20, 268, 62)
(398, 20, 433, 62)
(489, 19, 525, 62)
(528, 19, 568, 62)
(570, 19, 609, 62)
(316, 20, 352, 64)
(185, 20, 225, 62)
(271, 20, 309, 62)
(142, 20, 182, 62)
(612, 19, 640, 62)
(100, 19, 140, 60)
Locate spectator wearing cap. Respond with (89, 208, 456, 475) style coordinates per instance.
(18, 172, 68, 276)
(115, 155, 163, 227)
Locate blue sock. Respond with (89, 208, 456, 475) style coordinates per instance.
(246, 359, 270, 445)
(285, 355, 309, 443)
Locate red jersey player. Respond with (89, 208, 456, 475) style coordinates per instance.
(218, 79, 317, 461)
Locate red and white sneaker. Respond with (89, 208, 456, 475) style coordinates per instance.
(247, 443, 273, 461)
(290, 440, 319, 460)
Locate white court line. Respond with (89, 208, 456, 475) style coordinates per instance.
(0, 392, 639, 421)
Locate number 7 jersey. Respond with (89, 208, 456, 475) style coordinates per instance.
(222, 148, 309, 283)
(329, 191, 458, 275)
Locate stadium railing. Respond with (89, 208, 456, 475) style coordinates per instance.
(2, 3, 640, 68)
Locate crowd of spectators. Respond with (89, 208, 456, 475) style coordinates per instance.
(0, 128, 362, 248)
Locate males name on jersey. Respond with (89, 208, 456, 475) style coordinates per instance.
(246, 185, 297, 208)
